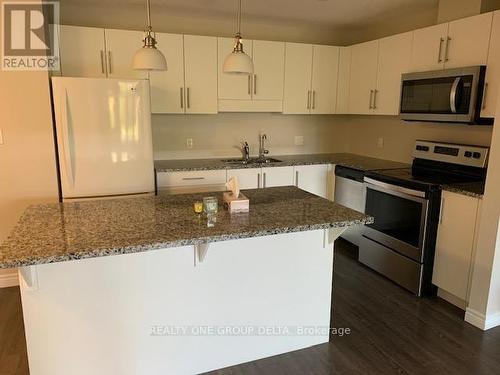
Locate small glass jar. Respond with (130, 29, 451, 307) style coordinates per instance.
(193, 201, 203, 214)
(203, 196, 218, 215)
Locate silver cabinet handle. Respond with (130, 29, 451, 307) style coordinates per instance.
(100, 50, 105, 74)
(450, 77, 460, 113)
(248, 75, 251, 95)
(295, 171, 299, 187)
(182, 177, 205, 181)
(180, 87, 184, 108)
(107, 51, 112, 74)
(438, 38, 444, 63)
(444, 37, 451, 62)
(369, 90, 374, 109)
(312, 90, 316, 109)
(254, 74, 257, 94)
(307, 91, 311, 109)
(482, 83, 489, 110)
(263, 172, 266, 188)
(257, 173, 261, 188)
(187, 87, 190, 109)
(373, 89, 378, 109)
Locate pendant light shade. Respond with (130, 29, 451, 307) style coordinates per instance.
(223, 0, 253, 75)
(133, 0, 167, 71)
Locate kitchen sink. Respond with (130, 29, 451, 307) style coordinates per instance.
(221, 157, 282, 165)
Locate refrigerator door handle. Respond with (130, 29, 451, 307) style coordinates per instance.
(60, 89, 75, 188)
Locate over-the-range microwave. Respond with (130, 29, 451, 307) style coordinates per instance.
(400, 66, 493, 125)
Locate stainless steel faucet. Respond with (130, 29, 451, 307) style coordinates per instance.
(259, 134, 269, 159)
(241, 141, 250, 161)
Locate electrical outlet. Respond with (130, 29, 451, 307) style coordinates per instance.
(377, 137, 384, 149)
(294, 136, 304, 146)
(186, 138, 194, 149)
(0, 129, 3, 145)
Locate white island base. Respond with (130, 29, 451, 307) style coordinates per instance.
(19, 229, 344, 375)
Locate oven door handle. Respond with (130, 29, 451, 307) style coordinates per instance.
(364, 177, 426, 199)
(450, 77, 461, 114)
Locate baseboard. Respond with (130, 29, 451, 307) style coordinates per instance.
(465, 308, 500, 330)
(0, 270, 19, 288)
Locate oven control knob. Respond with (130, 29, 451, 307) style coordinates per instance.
(473, 152, 481, 159)
(464, 151, 472, 158)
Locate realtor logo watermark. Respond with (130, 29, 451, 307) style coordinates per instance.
(2, 1, 60, 70)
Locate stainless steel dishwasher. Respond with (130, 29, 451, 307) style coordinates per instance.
(334, 165, 366, 246)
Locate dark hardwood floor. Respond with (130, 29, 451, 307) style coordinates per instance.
(2, 239, 500, 374)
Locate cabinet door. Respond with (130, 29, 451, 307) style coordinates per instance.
(336, 47, 351, 114)
(283, 43, 313, 114)
(227, 168, 261, 189)
(294, 164, 329, 198)
(218, 37, 253, 100)
(433, 191, 479, 301)
(375, 32, 413, 115)
(59, 25, 106, 77)
(149, 33, 185, 114)
(311, 45, 339, 114)
(348, 40, 379, 115)
(483, 10, 500, 118)
(252, 40, 285, 101)
(410, 23, 448, 72)
(445, 12, 493, 69)
(262, 167, 294, 188)
(104, 29, 148, 79)
(184, 35, 218, 114)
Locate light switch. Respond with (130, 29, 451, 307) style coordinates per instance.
(0, 129, 4, 145)
(377, 137, 384, 148)
(186, 138, 194, 149)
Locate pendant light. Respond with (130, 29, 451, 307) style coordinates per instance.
(223, 0, 254, 75)
(133, 0, 167, 71)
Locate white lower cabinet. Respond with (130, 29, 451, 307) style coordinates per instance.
(262, 167, 294, 188)
(293, 164, 329, 198)
(226, 168, 261, 189)
(156, 170, 227, 194)
(433, 191, 481, 306)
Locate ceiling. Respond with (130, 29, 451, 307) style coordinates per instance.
(63, 0, 439, 28)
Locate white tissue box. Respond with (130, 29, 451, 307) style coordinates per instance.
(223, 192, 249, 212)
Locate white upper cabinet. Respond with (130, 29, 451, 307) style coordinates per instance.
(283, 43, 339, 115)
(183, 35, 218, 114)
(149, 33, 185, 114)
(375, 32, 413, 115)
(348, 40, 379, 115)
(218, 37, 253, 100)
(252, 40, 285, 101)
(104, 29, 147, 79)
(483, 10, 500, 118)
(283, 43, 313, 114)
(410, 23, 448, 72)
(59, 25, 107, 77)
(411, 13, 493, 72)
(336, 47, 351, 114)
(445, 12, 493, 69)
(311, 45, 340, 114)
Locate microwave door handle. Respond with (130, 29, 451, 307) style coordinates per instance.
(450, 77, 461, 114)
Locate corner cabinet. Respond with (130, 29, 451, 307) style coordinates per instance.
(293, 164, 329, 199)
(482, 10, 500, 118)
(433, 191, 481, 306)
(283, 43, 339, 114)
(218, 38, 285, 112)
(151, 34, 218, 114)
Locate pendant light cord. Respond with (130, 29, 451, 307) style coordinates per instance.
(237, 0, 242, 36)
(146, 0, 152, 29)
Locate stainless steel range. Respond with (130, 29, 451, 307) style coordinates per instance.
(361, 140, 489, 296)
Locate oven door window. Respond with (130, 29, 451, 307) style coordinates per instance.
(365, 188, 424, 248)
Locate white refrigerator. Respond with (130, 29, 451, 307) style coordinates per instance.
(51, 77, 155, 201)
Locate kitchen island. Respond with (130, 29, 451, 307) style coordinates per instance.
(0, 186, 371, 375)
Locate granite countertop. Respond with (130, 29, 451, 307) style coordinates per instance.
(154, 153, 410, 173)
(0, 186, 372, 269)
(441, 181, 485, 199)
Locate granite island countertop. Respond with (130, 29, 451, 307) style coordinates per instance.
(154, 153, 410, 173)
(0, 186, 372, 269)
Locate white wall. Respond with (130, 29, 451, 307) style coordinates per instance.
(466, 94, 500, 330)
(0, 69, 59, 285)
